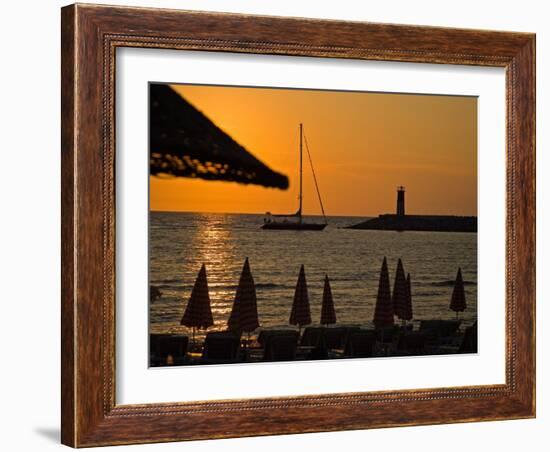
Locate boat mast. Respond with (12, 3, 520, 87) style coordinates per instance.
(299, 123, 303, 223)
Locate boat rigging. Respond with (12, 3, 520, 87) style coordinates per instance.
(262, 124, 327, 231)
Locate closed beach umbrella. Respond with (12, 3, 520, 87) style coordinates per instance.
(290, 265, 312, 330)
(228, 258, 260, 334)
(320, 274, 337, 326)
(403, 273, 413, 321)
(450, 267, 467, 319)
(392, 258, 408, 323)
(373, 257, 394, 328)
(181, 264, 214, 344)
(150, 84, 289, 189)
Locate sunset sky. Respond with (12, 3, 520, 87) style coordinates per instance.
(150, 84, 477, 217)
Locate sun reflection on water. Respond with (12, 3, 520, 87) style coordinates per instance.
(193, 214, 237, 331)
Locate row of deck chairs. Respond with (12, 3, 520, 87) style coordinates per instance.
(150, 332, 242, 366)
(298, 321, 472, 351)
(258, 321, 477, 360)
(418, 320, 477, 353)
(266, 326, 376, 361)
(150, 321, 478, 366)
(292, 326, 426, 358)
(255, 327, 375, 360)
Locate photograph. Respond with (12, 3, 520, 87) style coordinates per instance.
(148, 82, 478, 367)
(46, 1, 537, 448)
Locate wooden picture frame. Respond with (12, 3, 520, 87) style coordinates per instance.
(61, 3, 535, 447)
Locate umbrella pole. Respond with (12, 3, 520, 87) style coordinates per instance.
(245, 332, 250, 362)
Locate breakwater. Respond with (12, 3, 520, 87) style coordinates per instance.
(346, 214, 477, 233)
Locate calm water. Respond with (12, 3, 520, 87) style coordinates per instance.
(149, 212, 477, 337)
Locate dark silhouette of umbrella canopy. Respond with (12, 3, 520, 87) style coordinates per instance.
(181, 264, 214, 329)
(450, 267, 467, 314)
(227, 258, 260, 334)
(403, 273, 414, 321)
(290, 265, 312, 327)
(320, 274, 337, 325)
(150, 84, 289, 189)
(392, 258, 409, 321)
(373, 257, 394, 328)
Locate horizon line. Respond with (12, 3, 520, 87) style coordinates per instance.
(150, 209, 478, 218)
(150, 209, 369, 217)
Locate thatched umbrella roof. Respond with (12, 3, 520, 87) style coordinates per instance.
(150, 84, 289, 189)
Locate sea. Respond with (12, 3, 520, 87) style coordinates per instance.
(149, 211, 477, 338)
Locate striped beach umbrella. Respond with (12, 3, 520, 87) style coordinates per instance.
(450, 267, 467, 319)
(228, 258, 260, 335)
(320, 274, 337, 326)
(373, 257, 394, 328)
(392, 258, 409, 323)
(181, 264, 214, 344)
(290, 265, 312, 330)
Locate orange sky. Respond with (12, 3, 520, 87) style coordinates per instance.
(150, 84, 477, 217)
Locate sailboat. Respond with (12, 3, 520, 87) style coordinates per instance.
(262, 124, 327, 231)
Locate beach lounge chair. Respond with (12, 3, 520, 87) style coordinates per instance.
(439, 320, 461, 341)
(306, 332, 330, 360)
(395, 332, 427, 356)
(376, 325, 398, 341)
(343, 330, 376, 358)
(150, 334, 166, 358)
(374, 325, 399, 356)
(300, 326, 325, 347)
(150, 334, 166, 366)
(201, 331, 241, 364)
(324, 327, 354, 350)
(263, 333, 298, 362)
(375, 325, 399, 343)
(420, 320, 461, 346)
(150, 334, 189, 366)
(458, 322, 478, 353)
(257, 329, 299, 348)
(437, 322, 477, 355)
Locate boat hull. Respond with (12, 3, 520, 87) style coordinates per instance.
(261, 222, 327, 231)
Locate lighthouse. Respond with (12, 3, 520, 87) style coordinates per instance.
(396, 186, 405, 217)
(347, 185, 477, 232)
